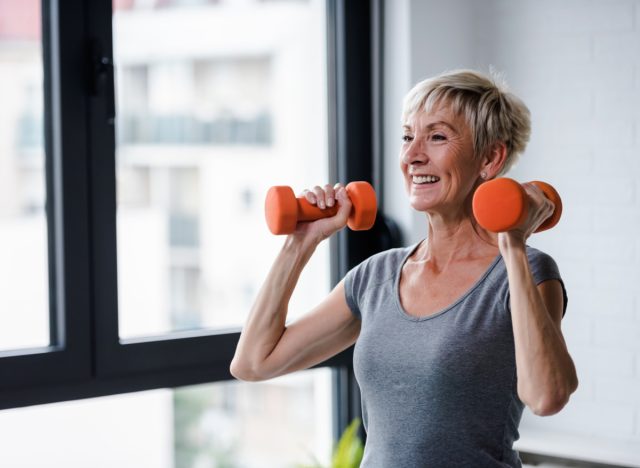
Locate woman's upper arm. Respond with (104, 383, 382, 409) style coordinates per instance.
(257, 279, 361, 380)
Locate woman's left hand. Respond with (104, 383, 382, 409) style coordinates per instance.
(498, 183, 555, 252)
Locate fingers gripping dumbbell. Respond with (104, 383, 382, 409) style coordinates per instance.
(264, 181, 377, 235)
(472, 178, 562, 233)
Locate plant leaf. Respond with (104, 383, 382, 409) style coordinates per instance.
(331, 418, 364, 468)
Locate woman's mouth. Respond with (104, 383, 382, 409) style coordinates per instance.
(412, 175, 440, 184)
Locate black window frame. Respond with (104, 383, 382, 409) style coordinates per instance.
(0, 0, 392, 445)
(0, 0, 93, 393)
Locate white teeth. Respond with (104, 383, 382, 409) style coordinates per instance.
(412, 175, 440, 184)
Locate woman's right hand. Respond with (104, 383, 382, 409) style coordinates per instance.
(293, 182, 353, 243)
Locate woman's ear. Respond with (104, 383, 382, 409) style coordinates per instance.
(481, 141, 508, 179)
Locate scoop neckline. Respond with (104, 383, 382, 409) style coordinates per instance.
(393, 240, 503, 322)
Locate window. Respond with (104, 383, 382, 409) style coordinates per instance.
(0, 369, 333, 467)
(113, 1, 330, 338)
(0, 1, 383, 460)
(0, 0, 49, 352)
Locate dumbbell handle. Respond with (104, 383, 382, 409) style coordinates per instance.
(472, 178, 562, 233)
(297, 198, 339, 221)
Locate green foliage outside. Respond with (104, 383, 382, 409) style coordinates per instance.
(297, 418, 364, 468)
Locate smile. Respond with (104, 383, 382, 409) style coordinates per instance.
(412, 175, 440, 184)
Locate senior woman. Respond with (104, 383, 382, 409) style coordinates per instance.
(230, 69, 578, 467)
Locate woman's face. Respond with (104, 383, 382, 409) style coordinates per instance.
(399, 104, 482, 215)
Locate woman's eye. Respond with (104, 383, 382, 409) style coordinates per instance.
(431, 133, 447, 141)
(402, 135, 413, 142)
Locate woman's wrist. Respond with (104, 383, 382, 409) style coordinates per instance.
(498, 231, 527, 258)
(283, 232, 320, 257)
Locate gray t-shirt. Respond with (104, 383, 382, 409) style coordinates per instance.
(344, 241, 567, 467)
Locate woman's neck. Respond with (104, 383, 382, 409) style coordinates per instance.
(416, 214, 498, 269)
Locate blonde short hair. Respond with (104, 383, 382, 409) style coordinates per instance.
(402, 69, 531, 176)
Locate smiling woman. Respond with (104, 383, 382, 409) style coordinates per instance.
(347, 70, 576, 466)
(231, 68, 577, 467)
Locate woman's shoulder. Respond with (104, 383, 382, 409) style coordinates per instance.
(524, 245, 564, 282)
(348, 242, 418, 280)
(525, 245, 560, 266)
(368, 242, 417, 263)
(490, 245, 562, 287)
(525, 244, 553, 256)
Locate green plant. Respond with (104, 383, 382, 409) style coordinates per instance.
(297, 418, 364, 468)
(331, 418, 364, 468)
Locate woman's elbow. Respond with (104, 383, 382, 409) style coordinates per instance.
(229, 359, 267, 382)
(530, 396, 567, 416)
(528, 379, 578, 417)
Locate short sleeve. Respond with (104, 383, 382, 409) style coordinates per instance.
(343, 258, 369, 320)
(527, 249, 569, 317)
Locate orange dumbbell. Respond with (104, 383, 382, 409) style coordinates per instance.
(265, 181, 377, 235)
(472, 178, 562, 233)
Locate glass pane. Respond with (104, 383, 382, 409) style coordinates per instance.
(0, 0, 50, 351)
(114, 0, 329, 338)
(0, 368, 333, 468)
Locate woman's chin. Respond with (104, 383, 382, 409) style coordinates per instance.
(409, 198, 438, 213)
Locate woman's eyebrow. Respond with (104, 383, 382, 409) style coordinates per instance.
(402, 121, 458, 133)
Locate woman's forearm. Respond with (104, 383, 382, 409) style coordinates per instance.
(230, 234, 318, 381)
(502, 241, 578, 415)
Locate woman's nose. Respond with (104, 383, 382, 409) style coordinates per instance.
(401, 140, 427, 165)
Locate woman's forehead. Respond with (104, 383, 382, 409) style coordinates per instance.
(403, 106, 467, 132)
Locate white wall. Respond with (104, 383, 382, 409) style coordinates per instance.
(384, 0, 640, 465)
